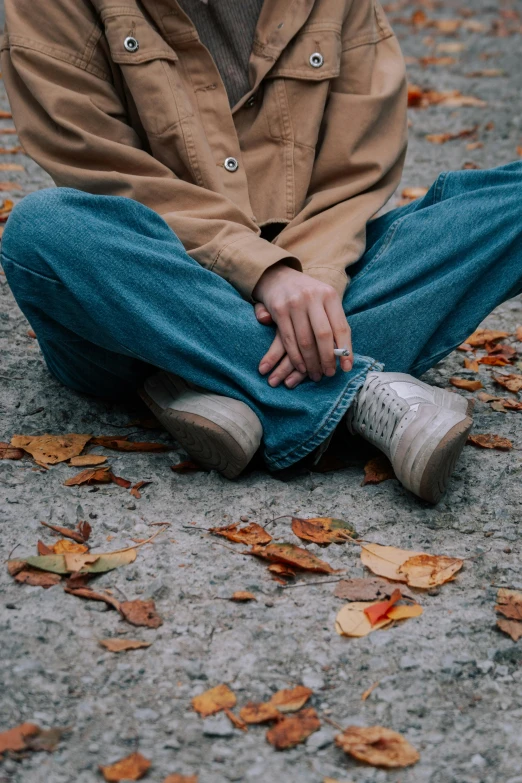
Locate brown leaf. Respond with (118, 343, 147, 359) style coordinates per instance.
(249, 543, 338, 574)
(171, 460, 205, 473)
(99, 639, 152, 653)
(13, 568, 61, 589)
(100, 751, 151, 782)
(477, 392, 503, 403)
(360, 543, 463, 589)
(51, 539, 89, 555)
(92, 436, 168, 452)
(500, 399, 522, 412)
(64, 586, 121, 612)
(130, 480, 152, 499)
(466, 329, 510, 347)
(486, 343, 517, 359)
(119, 599, 163, 628)
(0, 723, 41, 754)
(335, 601, 394, 637)
(0, 162, 23, 170)
(497, 618, 522, 642)
(364, 589, 402, 625)
(400, 186, 428, 201)
(464, 358, 480, 372)
(110, 472, 132, 489)
(210, 523, 272, 546)
(478, 356, 511, 367)
(467, 69, 505, 78)
(77, 520, 92, 542)
(362, 455, 396, 486)
(361, 682, 380, 701)
(0, 112, 13, 119)
(192, 684, 236, 717)
(515, 326, 522, 342)
(223, 707, 248, 731)
(335, 725, 420, 768)
(269, 685, 313, 713)
(162, 776, 198, 783)
(467, 434, 513, 451)
(268, 563, 296, 583)
(239, 702, 281, 724)
(449, 377, 483, 391)
(37, 540, 54, 555)
(10, 433, 91, 466)
(291, 517, 357, 545)
(334, 577, 414, 602)
(426, 125, 478, 145)
(0, 441, 24, 460)
(493, 373, 522, 393)
(266, 707, 320, 750)
(496, 588, 522, 621)
(69, 455, 108, 467)
(40, 520, 89, 544)
(418, 56, 456, 68)
(64, 466, 112, 486)
(230, 591, 256, 602)
(0, 146, 23, 154)
(407, 86, 487, 109)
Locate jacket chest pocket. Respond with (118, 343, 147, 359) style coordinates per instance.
(262, 27, 341, 150)
(102, 12, 193, 137)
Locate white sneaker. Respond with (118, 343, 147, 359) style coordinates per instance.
(347, 372, 473, 503)
(139, 372, 262, 478)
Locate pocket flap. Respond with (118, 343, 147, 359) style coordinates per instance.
(102, 11, 178, 64)
(266, 27, 341, 80)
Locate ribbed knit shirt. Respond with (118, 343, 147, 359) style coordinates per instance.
(178, 0, 264, 107)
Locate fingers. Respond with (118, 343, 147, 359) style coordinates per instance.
(259, 331, 285, 376)
(267, 355, 307, 388)
(255, 302, 273, 325)
(309, 302, 336, 377)
(324, 294, 353, 372)
(274, 312, 306, 374)
(290, 306, 322, 381)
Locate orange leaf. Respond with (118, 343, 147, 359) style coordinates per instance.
(171, 460, 204, 473)
(362, 455, 396, 486)
(493, 373, 522, 393)
(99, 639, 152, 653)
(464, 358, 479, 372)
(51, 539, 89, 555)
(495, 588, 522, 621)
(230, 591, 256, 602)
(91, 436, 168, 452)
(497, 618, 522, 642)
(0, 723, 41, 754)
(223, 707, 248, 731)
(100, 752, 151, 782)
(467, 433, 512, 451)
(162, 776, 198, 783)
(119, 599, 163, 628)
(0, 441, 24, 460)
(400, 186, 428, 201)
(466, 329, 510, 347)
(449, 377, 483, 391)
(69, 455, 107, 467)
(266, 707, 320, 750)
(239, 702, 281, 724)
(335, 725, 420, 768)
(40, 520, 89, 543)
(11, 433, 92, 466)
(63, 466, 112, 486)
(130, 480, 152, 499)
(291, 516, 357, 545)
(210, 522, 272, 546)
(13, 568, 61, 589)
(363, 588, 402, 626)
(269, 685, 313, 713)
(249, 542, 337, 574)
(192, 684, 236, 717)
(478, 356, 510, 366)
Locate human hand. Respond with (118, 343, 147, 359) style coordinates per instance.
(253, 265, 353, 382)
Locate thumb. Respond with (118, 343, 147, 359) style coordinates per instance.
(255, 302, 273, 325)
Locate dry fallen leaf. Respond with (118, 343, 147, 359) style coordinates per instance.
(69, 454, 107, 467)
(364, 589, 402, 625)
(335, 725, 420, 768)
(92, 436, 168, 452)
(171, 460, 205, 473)
(334, 577, 414, 602)
(466, 329, 510, 347)
(361, 681, 380, 701)
(239, 702, 281, 724)
(407, 85, 486, 109)
(0, 442, 24, 460)
(223, 707, 248, 731)
(516, 326, 522, 342)
(335, 601, 395, 637)
(268, 563, 296, 583)
(11, 547, 136, 575)
(130, 480, 152, 499)
(362, 455, 396, 486)
(210, 522, 272, 546)
(464, 358, 480, 372)
(64, 586, 121, 612)
(266, 707, 320, 750)
(0, 723, 40, 755)
(467, 434, 513, 451)
(449, 377, 483, 391)
(162, 776, 198, 783)
(40, 520, 90, 543)
(400, 186, 428, 201)
(192, 684, 236, 717)
(120, 599, 163, 628)
(51, 539, 89, 555)
(99, 639, 152, 653)
(10, 433, 91, 466)
(249, 543, 338, 574)
(291, 516, 357, 545)
(497, 618, 522, 642)
(100, 751, 151, 782)
(11, 566, 61, 589)
(426, 126, 477, 145)
(230, 591, 256, 602)
(64, 465, 113, 486)
(496, 588, 522, 621)
(269, 685, 313, 713)
(479, 356, 510, 367)
(360, 543, 463, 588)
(493, 373, 522, 393)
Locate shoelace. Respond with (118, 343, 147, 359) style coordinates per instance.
(349, 375, 409, 448)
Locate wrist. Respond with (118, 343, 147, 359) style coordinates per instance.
(253, 262, 297, 300)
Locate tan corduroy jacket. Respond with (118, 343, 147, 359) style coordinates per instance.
(1, 0, 407, 301)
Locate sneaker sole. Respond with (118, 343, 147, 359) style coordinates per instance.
(417, 416, 473, 504)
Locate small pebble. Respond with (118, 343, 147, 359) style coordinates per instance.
(503, 546, 512, 554)
(240, 515, 249, 522)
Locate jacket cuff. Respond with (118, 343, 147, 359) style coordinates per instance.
(302, 266, 349, 299)
(211, 233, 301, 300)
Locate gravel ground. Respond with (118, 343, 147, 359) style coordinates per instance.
(1, 2, 522, 782)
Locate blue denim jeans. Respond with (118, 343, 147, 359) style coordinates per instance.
(2, 161, 522, 470)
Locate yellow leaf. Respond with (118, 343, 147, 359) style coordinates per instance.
(335, 725, 420, 768)
(191, 684, 236, 717)
(10, 433, 91, 466)
(360, 543, 463, 589)
(386, 604, 423, 620)
(51, 539, 89, 555)
(335, 601, 393, 638)
(269, 685, 313, 713)
(100, 751, 151, 781)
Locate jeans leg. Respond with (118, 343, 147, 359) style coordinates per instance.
(343, 161, 522, 377)
(1, 188, 379, 470)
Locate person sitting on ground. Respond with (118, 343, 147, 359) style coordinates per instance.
(1, 0, 521, 502)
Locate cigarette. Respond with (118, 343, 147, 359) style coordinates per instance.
(334, 347, 351, 357)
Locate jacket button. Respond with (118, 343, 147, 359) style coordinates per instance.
(245, 95, 256, 108)
(224, 157, 239, 172)
(309, 52, 324, 68)
(124, 36, 140, 53)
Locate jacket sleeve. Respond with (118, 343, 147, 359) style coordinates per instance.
(0, 43, 300, 301)
(272, 0, 408, 299)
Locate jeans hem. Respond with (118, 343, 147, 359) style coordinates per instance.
(264, 357, 383, 471)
